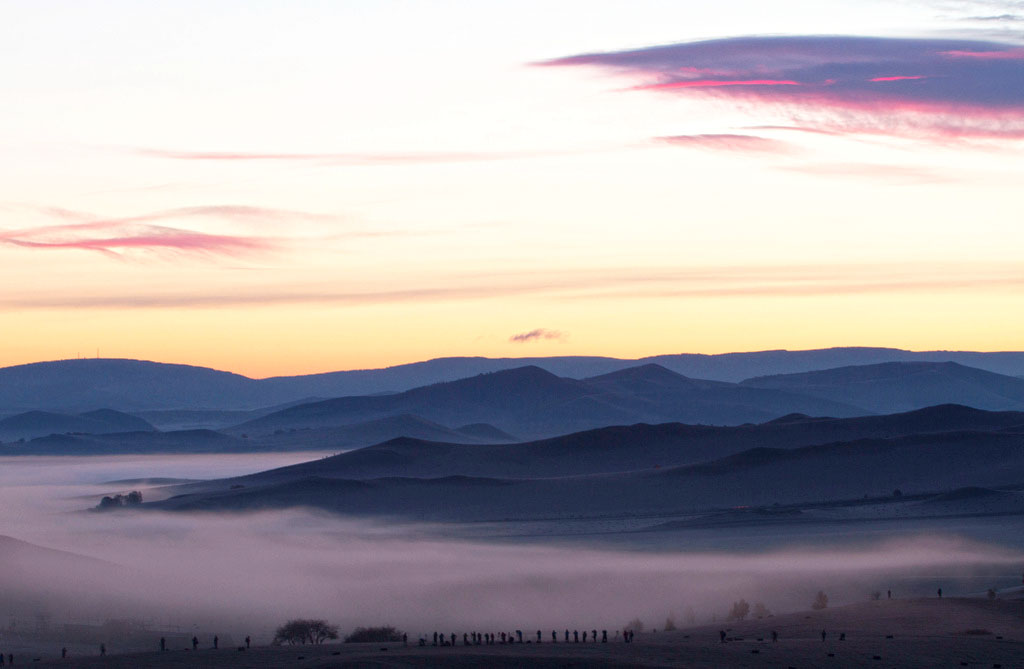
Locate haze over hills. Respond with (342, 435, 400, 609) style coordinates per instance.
(156, 403, 1024, 522)
(5, 347, 1024, 413)
(229, 364, 866, 440)
(0, 409, 155, 442)
(152, 427, 1024, 522)
(743, 361, 1024, 413)
(208, 404, 1024, 484)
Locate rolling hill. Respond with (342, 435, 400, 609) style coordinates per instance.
(5, 348, 1024, 413)
(156, 404, 1024, 522)
(742, 361, 1024, 413)
(151, 428, 1024, 522)
(230, 364, 866, 439)
(0, 409, 155, 442)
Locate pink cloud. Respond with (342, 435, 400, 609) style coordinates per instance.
(0, 206, 307, 258)
(541, 35, 1024, 142)
(869, 75, 927, 82)
(941, 48, 1024, 60)
(657, 134, 794, 153)
(636, 79, 800, 90)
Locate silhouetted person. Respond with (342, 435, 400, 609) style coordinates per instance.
(213, 635, 218, 650)
(937, 587, 942, 598)
(245, 636, 250, 649)
(887, 589, 892, 599)
(500, 632, 506, 644)
(536, 630, 542, 643)
(602, 630, 607, 643)
(463, 633, 469, 646)
(771, 630, 778, 642)
(564, 630, 569, 642)
(403, 632, 408, 646)
(719, 630, 726, 643)
(552, 630, 557, 643)
(516, 630, 522, 644)
(450, 633, 456, 647)
(839, 632, 846, 641)
(573, 630, 579, 643)
(61, 648, 67, 659)
(100, 644, 105, 657)
(592, 629, 597, 643)
(582, 631, 587, 642)
(160, 637, 166, 652)
(432, 632, 438, 646)
(192, 636, 198, 651)
(821, 629, 826, 642)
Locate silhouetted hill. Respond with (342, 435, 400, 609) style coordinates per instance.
(1, 429, 245, 455)
(232, 365, 865, 439)
(246, 413, 517, 451)
(5, 348, 1024, 413)
(742, 362, 1024, 413)
(0, 359, 269, 412)
(0, 409, 155, 441)
(169, 405, 1024, 497)
(152, 428, 1024, 521)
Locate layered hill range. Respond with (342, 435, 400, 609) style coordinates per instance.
(6, 358, 1024, 453)
(151, 403, 1024, 524)
(3, 347, 1024, 413)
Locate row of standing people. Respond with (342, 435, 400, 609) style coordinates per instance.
(421, 629, 636, 647)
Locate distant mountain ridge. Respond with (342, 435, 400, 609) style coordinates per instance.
(4, 347, 1024, 412)
(742, 361, 1024, 413)
(0, 409, 155, 441)
(230, 364, 865, 439)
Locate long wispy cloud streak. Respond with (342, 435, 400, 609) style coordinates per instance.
(541, 35, 1024, 141)
(657, 134, 794, 153)
(4, 262, 1024, 309)
(0, 206, 323, 258)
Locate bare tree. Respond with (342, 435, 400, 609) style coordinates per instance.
(811, 591, 829, 610)
(726, 599, 750, 621)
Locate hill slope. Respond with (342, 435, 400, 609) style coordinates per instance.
(742, 362, 1024, 413)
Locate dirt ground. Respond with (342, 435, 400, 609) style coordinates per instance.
(26, 597, 1024, 668)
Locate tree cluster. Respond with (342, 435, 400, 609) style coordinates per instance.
(97, 490, 142, 510)
(273, 619, 339, 645)
(344, 626, 404, 643)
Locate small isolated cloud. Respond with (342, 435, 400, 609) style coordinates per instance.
(657, 133, 794, 153)
(540, 35, 1024, 142)
(509, 328, 566, 343)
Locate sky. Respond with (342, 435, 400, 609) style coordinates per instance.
(2, 0, 1023, 377)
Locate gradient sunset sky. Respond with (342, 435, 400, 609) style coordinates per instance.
(3, 0, 1023, 377)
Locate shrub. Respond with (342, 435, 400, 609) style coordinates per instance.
(870, 591, 881, 601)
(273, 619, 339, 645)
(811, 591, 828, 610)
(344, 626, 404, 643)
(726, 599, 750, 621)
(663, 614, 676, 631)
(752, 602, 770, 619)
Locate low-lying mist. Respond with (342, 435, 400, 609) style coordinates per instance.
(2, 455, 1022, 646)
